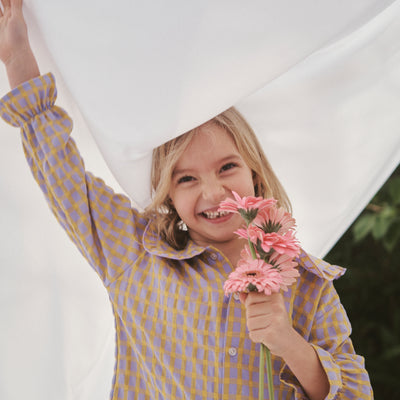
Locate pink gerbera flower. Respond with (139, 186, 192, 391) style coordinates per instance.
(235, 225, 264, 242)
(218, 191, 277, 224)
(236, 226, 301, 258)
(254, 206, 297, 234)
(256, 231, 300, 258)
(223, 259, 283, 296)
(239, 244, 256, 261)
(268, 252, 300, 291)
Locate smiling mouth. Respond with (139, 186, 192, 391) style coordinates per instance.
(201, 210, 230, 219)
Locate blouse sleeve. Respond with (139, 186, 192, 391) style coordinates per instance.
(281, 278, 373, 399)
(0, 73, 147, 286)
(310, 282, 373, 399)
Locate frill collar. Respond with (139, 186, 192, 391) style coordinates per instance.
(142, 220, 207, 260)
(142, 220, 346, 280)
(296, 250, 346, 281)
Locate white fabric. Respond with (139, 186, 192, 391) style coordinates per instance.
(0, 1, 399, 398)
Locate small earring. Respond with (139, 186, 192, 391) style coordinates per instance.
(178, 220, 188, 231)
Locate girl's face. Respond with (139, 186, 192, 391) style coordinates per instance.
(168, 122, 255, 250)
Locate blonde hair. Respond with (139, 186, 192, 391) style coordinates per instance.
(144, 107, 291, 250)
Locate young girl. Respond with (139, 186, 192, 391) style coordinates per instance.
(0, 1, 373, 399)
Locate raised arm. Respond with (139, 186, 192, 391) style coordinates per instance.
(0, 0, 147, 285)
(0, 0, 39, 88)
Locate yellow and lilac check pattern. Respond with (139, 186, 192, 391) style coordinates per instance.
(0, 74, 373, 400)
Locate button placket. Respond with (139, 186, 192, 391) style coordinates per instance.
(221, 287, 243, 397)
(225, 296, 240, 359)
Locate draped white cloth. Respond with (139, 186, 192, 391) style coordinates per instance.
(1, 1, 399, 398)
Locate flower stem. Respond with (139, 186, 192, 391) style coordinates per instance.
(248, 238, 257, 259)
(248, 222, 273, 399)
(264, 344, 274, 400)
(259, 343, 265, 400)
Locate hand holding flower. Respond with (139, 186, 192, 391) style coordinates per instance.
(240, 291, 297, 358)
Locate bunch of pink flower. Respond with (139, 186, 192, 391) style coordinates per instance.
(219, 191, 301, 296)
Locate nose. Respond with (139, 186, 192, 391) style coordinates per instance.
(201, 177, 227, 203)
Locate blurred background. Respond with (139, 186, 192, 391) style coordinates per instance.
(326, 163, 400, 398)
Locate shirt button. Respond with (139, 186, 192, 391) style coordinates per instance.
(210, 253, 217, 261)
(228, 347, 237, 357)
(233, 293, 240, 301)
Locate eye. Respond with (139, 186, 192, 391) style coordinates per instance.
(177, 175, 195, 184)
(220, 162, 237, 172)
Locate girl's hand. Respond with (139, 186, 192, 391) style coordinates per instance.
(0, 0, 29, 65)
(0, 0, 39, 88)
(240, 291, 298, 358)
(240, 292, 331, 400)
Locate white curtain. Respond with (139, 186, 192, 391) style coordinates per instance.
(1, 1, 399, 398)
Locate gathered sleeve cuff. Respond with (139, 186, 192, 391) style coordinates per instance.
(279, 341, 372, 400)
(279, 365, 308, 399)
(311, 343, 373, 399)
(0, 73, 57, 127)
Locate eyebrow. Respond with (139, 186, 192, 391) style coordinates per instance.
(172, 155, 242, 177)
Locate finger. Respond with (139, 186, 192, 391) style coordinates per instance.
(239, 292, 247, 304)
(2, 0, 10, 10)
(246, 302, 270, 318)
(247, 314, 268, 331)
(249, 329, 266, 343)
(247, 291, 284, 307)
(245, 291, 271, 307)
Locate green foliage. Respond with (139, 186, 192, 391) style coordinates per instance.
(352, 174, 400, 252)
(326, 164, 400, 398)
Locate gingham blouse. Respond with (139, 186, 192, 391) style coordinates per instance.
(0, 73, 373, 400)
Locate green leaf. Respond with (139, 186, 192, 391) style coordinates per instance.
(388, 177, 400, 205)
(383, 221, 400, 252)
(372, 206, 396, 239)
(353, 214, 376, 242)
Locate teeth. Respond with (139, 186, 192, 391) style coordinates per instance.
(202, 210, 229, 219)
